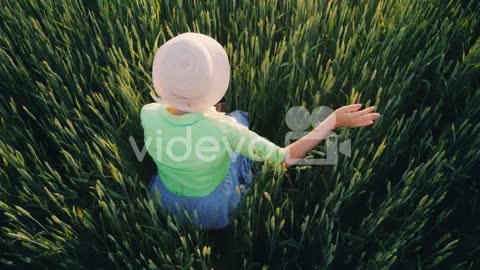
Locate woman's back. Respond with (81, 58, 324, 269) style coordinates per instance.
(141, 102, 285, 197)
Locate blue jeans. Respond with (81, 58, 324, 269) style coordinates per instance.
(148, 110, 253, 230)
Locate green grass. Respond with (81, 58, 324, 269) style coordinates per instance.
(1, 0, 479, 268)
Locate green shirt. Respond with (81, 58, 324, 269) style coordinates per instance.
(140, 103, 285, 197)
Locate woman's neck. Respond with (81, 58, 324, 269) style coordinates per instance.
(166, 106, 188, 115)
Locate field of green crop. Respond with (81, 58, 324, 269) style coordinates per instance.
(1, 0, 479, 269)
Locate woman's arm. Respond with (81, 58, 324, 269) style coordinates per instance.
(284, 104, 380, 167)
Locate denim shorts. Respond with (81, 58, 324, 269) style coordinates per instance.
(148, 110, 252, 230)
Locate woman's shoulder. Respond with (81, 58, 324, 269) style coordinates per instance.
(140, 103, 165, 127)
(141, 103, 166, 118)
(141, 102, 164, 113)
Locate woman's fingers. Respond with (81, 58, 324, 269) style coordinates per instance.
(358, 113, 381, 122)
(336, 104, 380, 128)
(352, 106, 376, 116)
(341, 103, 363, 113)
(351, 113, 380, 127)
(353, 120, 375, 127)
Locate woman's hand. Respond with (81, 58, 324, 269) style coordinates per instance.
(284, 103, 381, 167)
(333, 104, 380, 128)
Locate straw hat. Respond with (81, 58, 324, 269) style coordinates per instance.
(151, 32, 230, 112)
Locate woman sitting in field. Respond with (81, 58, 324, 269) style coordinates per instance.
(141, 32, 380, 230)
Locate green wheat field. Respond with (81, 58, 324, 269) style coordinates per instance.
(1, 0, 480, 269)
